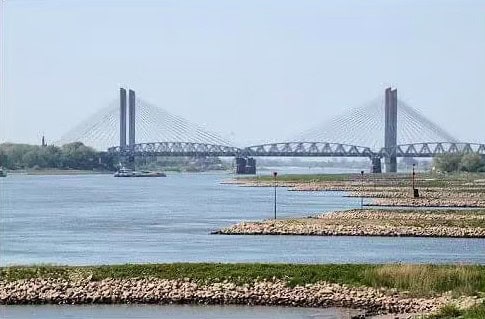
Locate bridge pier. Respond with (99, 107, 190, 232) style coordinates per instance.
(385, 87, 398, 173)
(371, 156, 382, 173)
(235, 157, 256, 174)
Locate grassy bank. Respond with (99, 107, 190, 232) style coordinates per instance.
(428, 303, 485, 319)
(2, 263, 485, 297)
(244, 173, 353, 182)
(10, 169, 112, 176)
(243, 172, 485, 188)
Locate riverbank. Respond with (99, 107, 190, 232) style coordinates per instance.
(1, 264, 484, 317)
(6, 169, 112, 176)
(214, 209, 485, 238)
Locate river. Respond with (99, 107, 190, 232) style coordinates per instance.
(0, 305, 361, 319)
(1, 172, 484, 265)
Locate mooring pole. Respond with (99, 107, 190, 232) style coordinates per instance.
(273, 171, 278, 219)
(412, 164, 416, 190)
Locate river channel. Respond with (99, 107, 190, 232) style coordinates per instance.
(1, 172, 484, 266)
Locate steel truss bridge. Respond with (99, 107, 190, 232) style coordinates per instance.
(60, 87, 484, 173)
(108, 141, 485, 159)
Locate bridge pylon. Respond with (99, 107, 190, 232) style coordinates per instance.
(118, 88, 137, 169)
(384, 87, 398, 173)
(119, 88, 127, 149)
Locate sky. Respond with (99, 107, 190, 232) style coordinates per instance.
(1, 0, 484, 147)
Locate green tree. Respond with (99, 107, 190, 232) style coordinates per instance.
(60, 142, 97, 169)
(433, 154, 462, 173)
(460, 153, 483, 172)
(0, 142, 109, 170)
(22, 149, 47, 168)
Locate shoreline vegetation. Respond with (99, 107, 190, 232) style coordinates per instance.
(1, 263, 484, 318)
(0, 142, 230, 173)
(9, 169, 112, 176)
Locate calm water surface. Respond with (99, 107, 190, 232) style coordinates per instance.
(1, 172, 484, 265)
(0, 305, 359, 319)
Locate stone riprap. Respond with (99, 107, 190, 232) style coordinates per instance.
(0, 277, 479, 316)
(225, 178, 485, 208)
(214, 209, 485, 238)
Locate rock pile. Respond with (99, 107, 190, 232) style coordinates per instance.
(1, 277, 477, 316)
(226, 178, 485, 208)
(215, 210, 485, 238)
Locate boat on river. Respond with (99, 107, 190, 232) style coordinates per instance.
(114, 167, 166, 178)
(0, 167, 6, 177)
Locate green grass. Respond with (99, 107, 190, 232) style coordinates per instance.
(246, 174, 353, 183)
(240, 172, 485, 189)
(427, 302, 485, 319)
(362, 264, 485, 297)
(2, 263, 485, 297)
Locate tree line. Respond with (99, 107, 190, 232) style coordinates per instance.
(433, 153, 485, 173)
(0, 142, 115, 171)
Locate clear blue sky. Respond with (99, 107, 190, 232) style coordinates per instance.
(1, 0, 484, 146)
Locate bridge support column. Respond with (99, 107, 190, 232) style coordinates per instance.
(128, 89, 136, 147)
(371, 156, 382, 173)
(128, 89, 136, 169)
(385, 87, 398, 173)
(120, 88, 127, 149)
(235, 157, 256, 174)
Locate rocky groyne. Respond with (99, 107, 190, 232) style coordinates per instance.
(1, 277, 478, 316)
(226, 178, 485, 208)
(214, 210, 485, 238)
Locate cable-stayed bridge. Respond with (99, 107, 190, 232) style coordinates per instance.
(58, 88, 485, 174)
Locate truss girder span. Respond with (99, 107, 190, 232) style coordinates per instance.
(108, 142, 241, 157)
(380, 143, 485, 158)
(241, 142, 374, 157)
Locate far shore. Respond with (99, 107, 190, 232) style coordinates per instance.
(6, 169, 113, 176)
(4, 168, 232, 176)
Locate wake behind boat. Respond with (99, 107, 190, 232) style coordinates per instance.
(114, 167, 166, 178)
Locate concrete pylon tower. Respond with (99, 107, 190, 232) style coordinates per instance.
(119, 88, 127, 149)
(128, 89, 136, 147)
(384, 87, 398, 173)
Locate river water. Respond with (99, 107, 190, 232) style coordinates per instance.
(1, 172, 484, 318)
(1, 172, 484, 265)
(0, 305, 360, 319)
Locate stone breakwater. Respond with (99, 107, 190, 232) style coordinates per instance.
(368, 197, 485, 208)
(0, 278, 478, 316)
(225, 179, 485, 208)
(214, 210, 485, 238)
(317, 210, 485, 222)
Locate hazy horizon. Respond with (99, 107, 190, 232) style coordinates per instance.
(1, 0, 484, 147)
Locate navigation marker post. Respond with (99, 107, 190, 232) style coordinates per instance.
(360, 170, 364, 209)
(273, 171, 278, 220)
